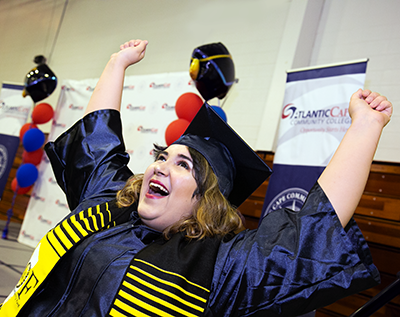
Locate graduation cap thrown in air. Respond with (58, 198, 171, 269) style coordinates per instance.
(173, 103, 272, 207)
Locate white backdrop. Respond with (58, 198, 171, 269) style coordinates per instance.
(18, 71, 199, 248)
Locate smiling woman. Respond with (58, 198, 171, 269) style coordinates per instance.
(137, 144, 199, 233)
(0, 39, 392, 317)
(117, 143, 242, 239)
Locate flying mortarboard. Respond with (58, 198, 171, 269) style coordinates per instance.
(174, 103, 272, 207)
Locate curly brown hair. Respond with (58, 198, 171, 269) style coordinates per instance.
(116, 145, 243, 239)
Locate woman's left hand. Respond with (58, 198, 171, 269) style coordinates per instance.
(349, 89, 393, 128)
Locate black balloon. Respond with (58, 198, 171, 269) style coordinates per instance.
(190, 43, 235, 101)
(23, 64, 57, 103)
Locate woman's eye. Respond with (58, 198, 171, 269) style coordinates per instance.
(156, 154, 166, 162)
(178, 161, 189, 169)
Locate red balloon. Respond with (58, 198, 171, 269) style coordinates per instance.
(165, 119, 190, 146)
(175, 93, 203, 122)
(32, 103, 54, 124)
(11, 178, 32, 195)
(19, 123, 38, 140)
(22, 148, 44, 165)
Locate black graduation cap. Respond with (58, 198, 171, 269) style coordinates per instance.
(23, 63, 57, 103)
(174, 103, 272, 207)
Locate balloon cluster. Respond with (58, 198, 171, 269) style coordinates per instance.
(165, 93, 203, 146)
(2, 57, 57, 240)
(13, 103, 54, 194)
(164, 93, 228, 146)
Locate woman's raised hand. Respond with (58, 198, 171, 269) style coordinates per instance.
(113, 39, 148, 69)
(349, 89, 393, 128)
(84, 39, 148, 115)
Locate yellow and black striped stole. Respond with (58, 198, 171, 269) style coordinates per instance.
(47, 201, 119, 257)
(1, 200, 131, 317)
(108, 233, 221, 317)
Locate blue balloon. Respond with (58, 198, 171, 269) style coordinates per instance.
(16, 163, 38, 188)
(23, 128, 45, 152)
(211, 106, 227, 122)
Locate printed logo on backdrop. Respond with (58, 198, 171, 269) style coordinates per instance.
(149, 82, 171, 89)
(20, 230, 35, 241)
(123, 85, 135, 90)
(264, 187, 308, 214)
(126, 104, 146, 111)
(162, 103, 174, 111)
(0, 144, 8, 179)
(0, 100, 30, 115)
(62, 86, 76, 92)
(69, 104, 84, 111)
(52, 120, 67, 128)
(31, 192, 45, 202)
(55, 199, 69, 209)
(38, 215, 52, 225)
(48, 177, 57, 185)
(137, 125, 158, 134)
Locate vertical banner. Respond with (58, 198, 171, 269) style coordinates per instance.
(18, 72, 199, 247)
(261, 60, 368, 218)
(0, 83, 33, 198)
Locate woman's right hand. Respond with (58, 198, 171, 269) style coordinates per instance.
(84, 39, 148, 115)
(112, 39, 148, 69)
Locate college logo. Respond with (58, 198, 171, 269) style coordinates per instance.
(281, 103, 351, 126)
(149, 82, 171, 89)
(52, 120, 66, 128)
(0, 101, 30, 114)
(69, 104, 84, 111)
(62, 86, 75, 92)
(20, 230, 35, 240)
(264, 187, 308, 214)
(31, 193, 45, 202)
(161, 103, 174, 111)
(38, 215, 52, 225)
(137, 126, 158, 134)
(126, 104, 145, 111)
(282, 103, 295, 119)
(48, 177, 57, 185)
(55, 199, 69, 209)
(0, 144, 8, 179)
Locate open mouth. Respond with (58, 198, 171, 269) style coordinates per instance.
(149, 181, 169, 197)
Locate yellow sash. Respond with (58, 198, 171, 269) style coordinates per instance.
(0, 202, 116, 316)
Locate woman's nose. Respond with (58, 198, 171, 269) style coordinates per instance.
(154, 163, 168, 176)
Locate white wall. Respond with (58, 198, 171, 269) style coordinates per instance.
(0, 0, 399, 162)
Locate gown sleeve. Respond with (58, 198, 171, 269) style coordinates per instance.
(44, 109, 133, 211)
(208, 182, 380, 316)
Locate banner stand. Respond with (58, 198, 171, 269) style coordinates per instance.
(261, 59, 368, 219)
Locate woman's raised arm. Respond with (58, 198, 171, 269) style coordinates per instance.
(84, 39, 148, 115)
(318, 89, 393, 227)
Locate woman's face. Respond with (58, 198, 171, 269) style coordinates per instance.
(138, 144, 198, 231)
